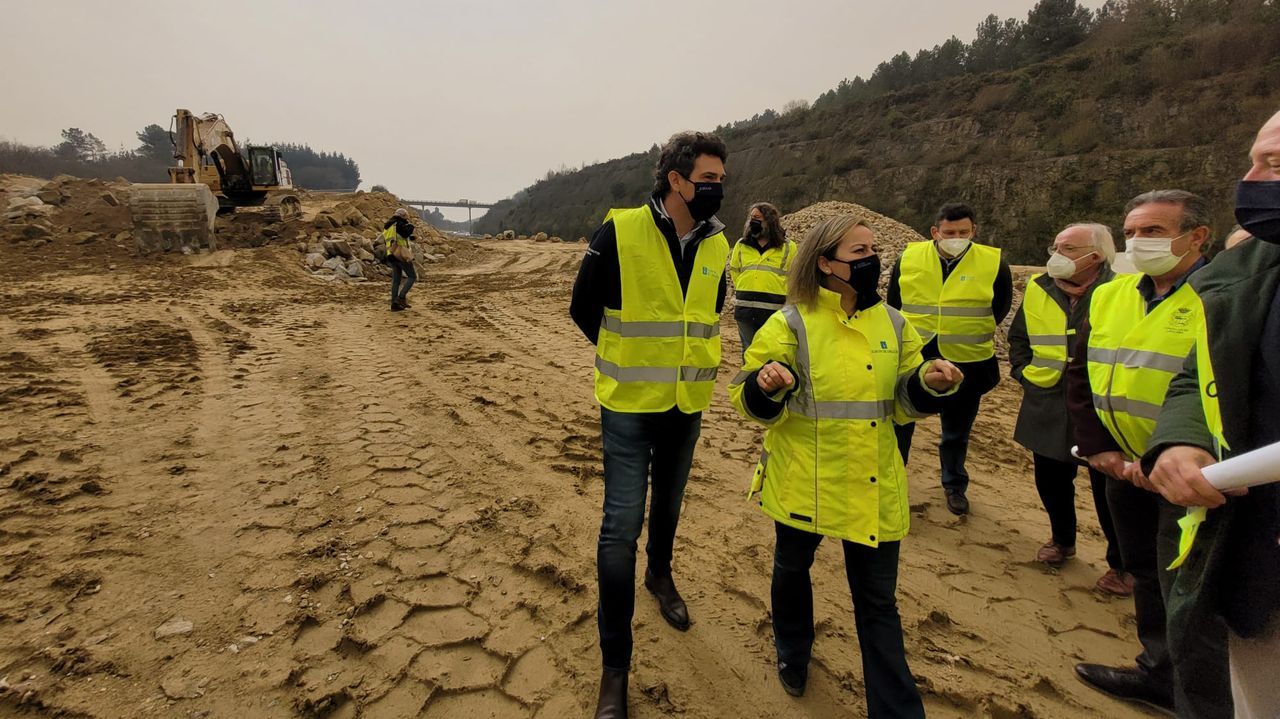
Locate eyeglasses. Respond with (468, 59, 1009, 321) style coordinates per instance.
(1046, 244, 1096, 257)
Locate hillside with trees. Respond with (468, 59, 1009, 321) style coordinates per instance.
(477, 0, 1280, 263)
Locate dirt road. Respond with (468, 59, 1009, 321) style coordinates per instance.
(0, 240, 1156, 718)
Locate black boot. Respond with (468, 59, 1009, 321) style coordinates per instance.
(644, 569, 690, 631)
(1075, 663, 1175, 716)
(594, 669, 627, 719)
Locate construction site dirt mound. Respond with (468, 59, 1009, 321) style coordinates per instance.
(0, 175, 474, 285)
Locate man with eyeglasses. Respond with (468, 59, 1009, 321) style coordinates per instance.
(1009, 223, 1130, 594)
(888, 202, 1013, 516)
(1065, 190, 1231, 718)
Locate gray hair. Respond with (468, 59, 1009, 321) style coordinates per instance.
(1065, 222, 1117, 264)
(1124, 190, 1214, 247)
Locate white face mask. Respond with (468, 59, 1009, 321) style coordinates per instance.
(937, 238, 972, 257)
(1125, 234, 1189, 276)
(1046, 251, 1089, 279)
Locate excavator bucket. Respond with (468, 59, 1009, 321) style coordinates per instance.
(129, 184, 220, 254)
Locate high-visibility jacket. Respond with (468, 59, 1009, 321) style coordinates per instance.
(594, 206, 730, 413)
(1020, 276, 1073, 388)
(1086, 274, 1203, 460)
(730, 239, 797, 314)
(1170, 306, 1230, 569)
(728, 287, 943, 546)
(898, 241, 1001, 362)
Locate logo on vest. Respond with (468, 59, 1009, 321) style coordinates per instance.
(1166, 307, 1195, 335)
(702, 266, 709, 275)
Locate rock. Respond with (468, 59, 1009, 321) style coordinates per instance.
(358, 237, 374, 253)
(296, 242, 308, 253)
(73, 232, 100, 245)
(327, 237, 353, 257)
(306, 242, 325, 256)
(6, 196, 43, 211)
(550, 236, 562, 243)
(577, 237, 587, 243)
(160, 675, 204, 700)
(36, 189, 66, 206)
(346, 261, 364, 278)
(322, 256, 346, 272)
(533, 232, 549, 242)
(22, 224, 53, 239)
(112, 231, 131, 244)
(356, 249, 375, 262)
(305, 253, 327, 269)
(154, 617, 194, 640)
(100, 191, 120, 207)
(262, 228, 280, 238)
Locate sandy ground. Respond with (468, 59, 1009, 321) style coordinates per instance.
(0, 239, 1160, 718)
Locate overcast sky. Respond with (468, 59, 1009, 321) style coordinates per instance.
(1, 0, 1096, 220)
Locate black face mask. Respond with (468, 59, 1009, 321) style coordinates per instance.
(679, 178, 723, 222)
(1236, 180, 1280, 244)
(747, 218, 763, 237)
(827, 254, 882, 309)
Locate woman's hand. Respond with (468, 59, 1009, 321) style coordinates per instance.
(757, 362, 795, 394)
(923, 360, 963, 392)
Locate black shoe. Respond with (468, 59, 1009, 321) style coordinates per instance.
(945, 489, 969, 516)
(778, 662, 807, 697)
(1074, 663, 1175, 716)
(594, 669, 627, 719)
(644, 569, 690, 631)
(398, 297, 411, 308)
(390, 301, 405, 312)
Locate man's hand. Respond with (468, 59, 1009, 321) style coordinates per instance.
(924, 360, 964, 392)
(1123, 461, 1157, 492)
(1149, 445, 1229, 508)
(757, 362, 795, 394)
(1087, 450, 1130, 481)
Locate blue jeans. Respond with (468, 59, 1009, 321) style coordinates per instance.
(893, 388, 983, 493)
(597, 406, 701, 671)
(389, 257, 416, 303)
(772, 522, 923, 718)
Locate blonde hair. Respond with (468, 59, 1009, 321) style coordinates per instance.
(787, 215, 873, 307)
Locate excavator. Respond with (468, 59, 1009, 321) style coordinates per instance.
(130, 109, 301, 253)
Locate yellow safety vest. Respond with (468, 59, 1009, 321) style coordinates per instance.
(728, 287, 928, 547)
(594, 206, 729, 413)
(730, 239, 797, 313)
(1086, 274, 1203, 460)
(1021, 276, 1073, 388)
(898, 241, 1001, 362)
(1171, 302, 1225, 569)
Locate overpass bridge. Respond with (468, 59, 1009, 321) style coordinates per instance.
(401, 199, 496, 234)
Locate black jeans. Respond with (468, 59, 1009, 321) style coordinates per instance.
(772, 522, 924, 719)
(1105, 478, 1231, 717)
(893, 389, 982, 493)
(1033, 453, 1122, 570)
(389, 257, 416, 303)
(597, 407, 701, 671)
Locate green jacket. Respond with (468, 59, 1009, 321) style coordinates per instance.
(1144, 238, 1280, 639)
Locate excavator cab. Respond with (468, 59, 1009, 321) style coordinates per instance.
(248, 146, 283, 188)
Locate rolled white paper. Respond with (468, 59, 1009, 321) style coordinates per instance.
(1202, 442, 1280, 491)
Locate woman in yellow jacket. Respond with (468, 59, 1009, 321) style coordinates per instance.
(729, 202, 796, 354)
(730, 215, 963, 718)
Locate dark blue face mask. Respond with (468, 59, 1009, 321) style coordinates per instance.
(1235, 180, 1280, 244)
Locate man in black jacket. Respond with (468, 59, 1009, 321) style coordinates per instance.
(1144, 109, 1280, 718)
(570, 131, 729, 719)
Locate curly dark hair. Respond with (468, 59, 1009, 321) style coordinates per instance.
(741, 202, 786, 249)
(652, 131, 728, 196)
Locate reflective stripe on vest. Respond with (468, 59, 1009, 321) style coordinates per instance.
(1085, 274, 1202, 459)
(593, 206, 729, 413)
(898, 241, 1001, 362)
(1021, 277, 1072, 388)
